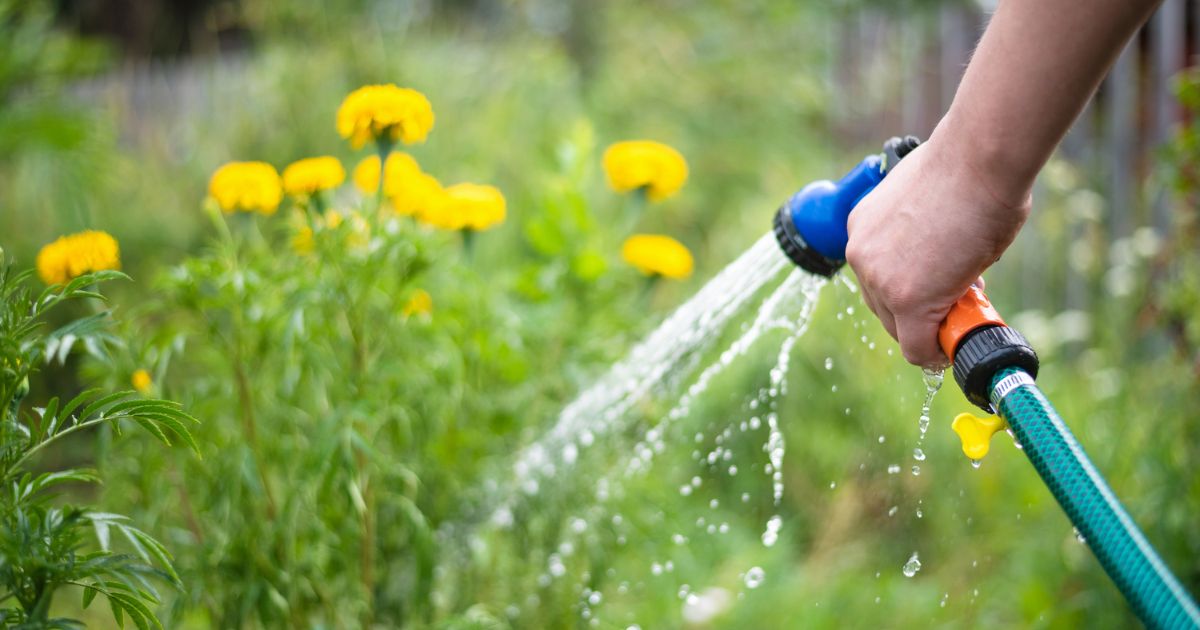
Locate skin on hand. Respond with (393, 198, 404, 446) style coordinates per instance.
(846, 127, 1030, 368)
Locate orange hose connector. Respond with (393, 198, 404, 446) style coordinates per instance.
(938, 285, 1006, 360)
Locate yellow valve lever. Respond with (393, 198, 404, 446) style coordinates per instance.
(951, 412, 1007, 461)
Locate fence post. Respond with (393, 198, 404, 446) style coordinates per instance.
(1152, 0, 1187, 234)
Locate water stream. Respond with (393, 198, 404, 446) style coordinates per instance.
(476, 231, 933, 626)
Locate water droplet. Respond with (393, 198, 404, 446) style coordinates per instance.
(913, 448, 926, 461)
(728, 465, 738, 475)
(743, 566, 765, 589)
(902, 552, 921, 577)
(680, 485, 693, 496)
(589, 592, 602, 605)
(673, 534, 687, 545)
(878, 435, 886, 444)
(887, 465, 901, 474)
(831, 385, 838, 393)
(887, 506, 898, 517)
(651, 562, 663, 576)
(916, 507, 924, 518)
(1074, 527, 1087, 544)
(829, 481, 836, 489)
(824, 357, 834, 370)
(940, 592, 948, 608)
(874, 596, 881, 604)
(761, 515, 782, 547)
(741, 493, 751, 503)
(971, 459, 982, 469)
(691, 476, 702, 487)
(911, 465, 921, 476)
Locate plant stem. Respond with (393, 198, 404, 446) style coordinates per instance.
(375, 136, 395, 216)
(233, 355, 277, 520)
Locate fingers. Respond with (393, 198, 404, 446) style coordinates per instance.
(859, 286, 897, 340)
(894, 313, 949, 369)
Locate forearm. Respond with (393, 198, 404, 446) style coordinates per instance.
(934, 0, 1161, 207)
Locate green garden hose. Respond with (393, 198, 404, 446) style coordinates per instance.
(988, 367, 1200, 629)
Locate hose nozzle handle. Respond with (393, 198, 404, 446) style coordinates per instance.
(938, 286, 1039, 411)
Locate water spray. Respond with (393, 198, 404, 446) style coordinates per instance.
(773, 138, 1200, 629)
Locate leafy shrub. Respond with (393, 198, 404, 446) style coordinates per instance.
(0, 263, 196, 629)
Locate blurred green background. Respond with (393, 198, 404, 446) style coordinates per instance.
(2, 0, 1198, 627)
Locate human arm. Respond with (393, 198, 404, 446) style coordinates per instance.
(845, 0, 1163, 367)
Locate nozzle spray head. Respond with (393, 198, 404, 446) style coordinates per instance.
(773, 136, 920, 277)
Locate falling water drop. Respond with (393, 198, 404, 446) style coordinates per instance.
(913, 448, 926, 461)
(902, 552, 921, 578)
(743, 567, 765, 589)
(761, 515, 782, 547)
(971, 459, 982, 469)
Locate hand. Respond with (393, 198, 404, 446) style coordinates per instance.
(845, 131, 1031, 368)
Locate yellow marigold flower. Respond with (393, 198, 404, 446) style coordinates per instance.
(424, 183, 505, 231)
(602, 140, 688, 202)
(131, 369, 153, 394)
(402, 289, 433, 317)
(282, 156, 345, 196)
(351, 153, 422, 195)
(336, 84, 435, 149)
(209, 161, 283, 214)
(621, 234, 694, 280)
(36, 230, 121, 285)
(392, 172, 446, 218)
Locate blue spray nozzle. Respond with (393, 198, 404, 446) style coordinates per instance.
(773, 136, 921, 277)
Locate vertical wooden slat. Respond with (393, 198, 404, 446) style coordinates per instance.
(1152, 0, 1187, 233)
(938, 3, 969, 113)
(1106, 43, 1138, 243)
(901, 16, 923, 136)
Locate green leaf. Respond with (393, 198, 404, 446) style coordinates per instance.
(79, 391, 134, 424)
(58, 388, 101, 426)
(33, 396, 60, 442)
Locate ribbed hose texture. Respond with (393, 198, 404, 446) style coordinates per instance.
(992, 367, 1200, 629)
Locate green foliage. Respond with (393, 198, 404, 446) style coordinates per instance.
(0, 263, 196, 629)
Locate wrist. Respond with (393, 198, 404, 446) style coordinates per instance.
(930, 107, 1037, 211)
